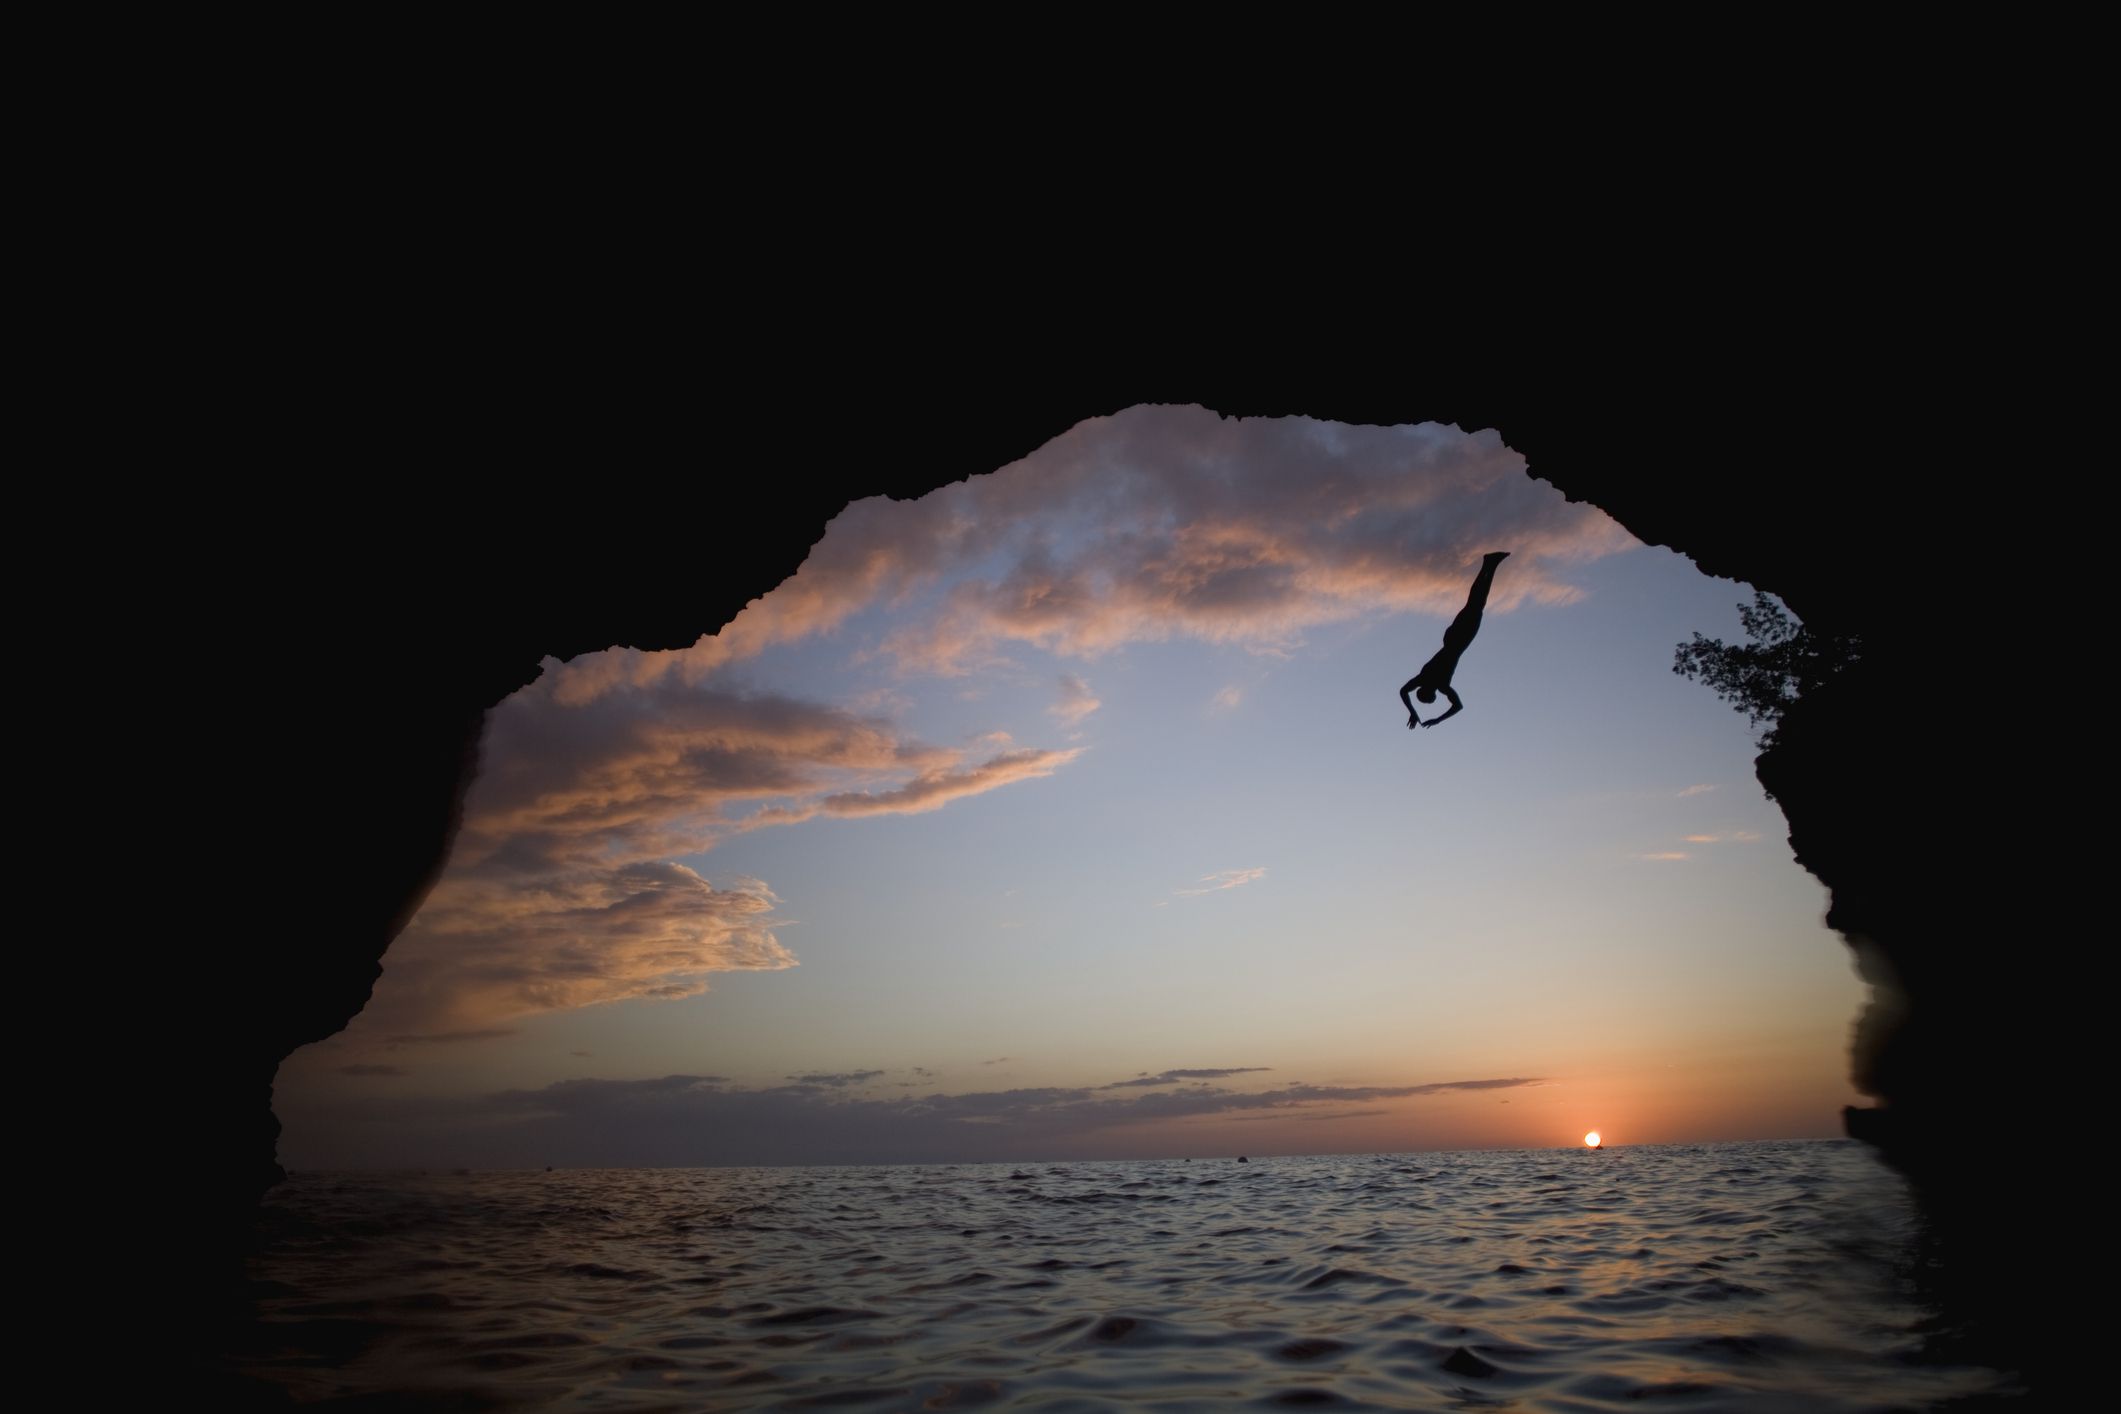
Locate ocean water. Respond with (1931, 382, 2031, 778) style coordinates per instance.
(231, 1140, 2017, 1410)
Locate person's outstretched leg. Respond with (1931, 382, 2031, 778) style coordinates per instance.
(1444, 552, 1509, 649)
(1466, 551, 1508, 614)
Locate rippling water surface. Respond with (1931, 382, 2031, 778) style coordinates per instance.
(235, 1141, 2015, 1410)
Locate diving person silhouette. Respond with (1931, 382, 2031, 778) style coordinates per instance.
(1401, 552, 1509, 729)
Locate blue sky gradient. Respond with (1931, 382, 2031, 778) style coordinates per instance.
(278, 410, 1862, 1166)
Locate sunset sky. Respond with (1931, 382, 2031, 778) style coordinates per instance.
(277, 407, 1864, 1168)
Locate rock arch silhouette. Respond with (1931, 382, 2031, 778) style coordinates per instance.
(172, 345, 2046, 1391)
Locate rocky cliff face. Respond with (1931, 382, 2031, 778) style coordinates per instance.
(1513, 449, 2038, 1381)
(173, 358, 2038, 1389)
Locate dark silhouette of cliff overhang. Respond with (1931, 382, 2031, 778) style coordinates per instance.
(150, 319, 2049, 1393)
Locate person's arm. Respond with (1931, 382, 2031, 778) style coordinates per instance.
(1399, 679, 1421, 728)
(1421, 686, 1464, 727)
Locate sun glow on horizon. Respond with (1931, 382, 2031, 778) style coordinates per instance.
(1585, 1131, 1602, 1148)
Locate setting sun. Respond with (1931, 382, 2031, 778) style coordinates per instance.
(1585, 1131, 1602, 1148)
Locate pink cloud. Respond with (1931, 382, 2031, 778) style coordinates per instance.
(541, 407, 1634, 698)
(1177, 867, 1268, 896)
(745, 748, 1081, 827)
(362, 678, 1081, 1037)
(357, 408, 1635, 1040)
(1049, 674, 1101, 728)
(367, 864, 795, 1037)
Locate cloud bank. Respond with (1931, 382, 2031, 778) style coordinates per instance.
(283, 1071, 1551, 1168)
(356, 407, 1631, 1041)
(365, 680, 1078, 1038)
(1102, 1067, 1274, 1089)
(545, 407, 1630, 700)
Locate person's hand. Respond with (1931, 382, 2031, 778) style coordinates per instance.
(1407, 715, 1419, 729)
(1419, 718, 1434, 728)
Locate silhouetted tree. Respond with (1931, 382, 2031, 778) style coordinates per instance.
(1673, 592, 1861, 747)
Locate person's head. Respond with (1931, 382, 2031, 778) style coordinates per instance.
(1415, 686, 1437, 704)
